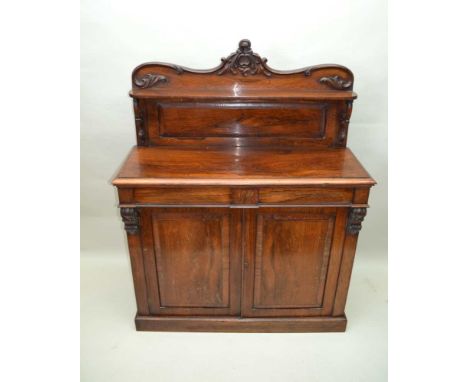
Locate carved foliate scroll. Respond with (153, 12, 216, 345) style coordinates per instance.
(319, 75, 353, 90)
(134, 73, 167, 88)
(121, 208, 140, 234)
(347, 208, 367, 235)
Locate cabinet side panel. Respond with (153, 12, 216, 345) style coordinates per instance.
(332, 235, 359, 316)
(332, 207, 368, 316)
(120, 208, 149, 315)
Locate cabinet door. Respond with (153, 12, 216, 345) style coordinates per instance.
(242, 207, 347, 317)
(140, 207, 242, 316)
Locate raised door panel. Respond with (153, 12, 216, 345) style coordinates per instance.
(140, 207, 242, 316)
(242, 207, 347, 317)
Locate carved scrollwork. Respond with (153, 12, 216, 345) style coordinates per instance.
(347, 208, 367, 235)
(120, 208, 140, 234)
(217, 39, 272, 77)
(131, 40, 354, 84)
(337, 100, 353, 147)
(319, 75, 353, 90)
(134, 73, 167, 88)
(133, 99, 146, 145)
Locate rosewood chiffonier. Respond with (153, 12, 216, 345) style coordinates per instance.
(112, 40, 375, 332)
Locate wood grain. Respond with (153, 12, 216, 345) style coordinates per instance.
(158, 101, 327, 138)
(133, 187, 231, 204)
(112, 147, 375, 187)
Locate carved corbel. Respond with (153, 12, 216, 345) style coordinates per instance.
(336, 100, 353, 147)
(120, 207, 140, 234)
(347, 208, 367, 235)
(133, 99, 146, 146)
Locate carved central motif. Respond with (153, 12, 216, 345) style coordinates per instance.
(217, 39, 272, 77)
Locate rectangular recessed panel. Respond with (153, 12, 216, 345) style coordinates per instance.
(254, 215, 334, 308)
(152, 212, 230, 308)
(158, 102, 327, 138)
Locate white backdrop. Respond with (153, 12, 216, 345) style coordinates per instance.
(81, 0, 387, 260)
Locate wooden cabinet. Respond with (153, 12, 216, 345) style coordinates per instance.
(113, 40, 375, 332)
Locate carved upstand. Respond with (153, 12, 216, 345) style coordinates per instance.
(112, 40, 375, 332)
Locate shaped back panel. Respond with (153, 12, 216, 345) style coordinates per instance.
(131, 39, 356, 148)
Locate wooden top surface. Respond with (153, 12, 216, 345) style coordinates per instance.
(113, 146, 375, 187)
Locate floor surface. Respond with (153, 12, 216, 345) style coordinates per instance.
(81, 246, 387, 382)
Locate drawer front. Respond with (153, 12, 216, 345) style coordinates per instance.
(133, 187, 231, 204)
(258, 187, 353, 205)
(126, 187, 353, 205)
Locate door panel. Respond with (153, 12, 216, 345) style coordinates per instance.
(141, 207, 242, 316)
(242, 207, 347, 317)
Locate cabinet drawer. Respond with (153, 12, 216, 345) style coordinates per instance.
(128, 187, 354, 205)
(258, 187, 353, 204)
(133, 187, 231, 204)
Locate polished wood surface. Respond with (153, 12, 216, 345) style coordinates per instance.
(113, 146, 375, 186)
(113, 39, 375, 332)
